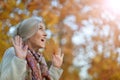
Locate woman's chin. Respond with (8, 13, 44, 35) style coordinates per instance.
(39, 45, 45, 48)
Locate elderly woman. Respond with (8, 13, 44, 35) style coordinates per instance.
(0, 17, 64, 80)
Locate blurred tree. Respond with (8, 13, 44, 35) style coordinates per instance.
(72, 0, 120, 80)
(1, 0, 120, 80)
(88, 53, 120, 80)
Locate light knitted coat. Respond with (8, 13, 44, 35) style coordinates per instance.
(0, 47, 63, 80)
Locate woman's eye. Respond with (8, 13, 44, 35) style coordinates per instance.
(39, 27, 42, 30)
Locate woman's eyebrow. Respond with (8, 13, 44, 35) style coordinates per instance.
(38, 22, 47, 29)
(39, 24, 46, 30)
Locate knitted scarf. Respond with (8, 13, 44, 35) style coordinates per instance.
(26, 50, 51, 80)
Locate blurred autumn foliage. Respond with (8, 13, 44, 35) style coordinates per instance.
(0, 0, 80, 80)
(1, 0, 120, 80)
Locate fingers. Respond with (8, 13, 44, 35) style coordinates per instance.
(57, 48, 64, 57)
(14, 36, 18, 45)
(23, 44, 28, 50)
(53, 48, 64, 58)
(61, 53, 64, 58)
(11, 36, 23, 48)
(55, 48, 62, 56)
(11, 38, 15, 47)
(19, 36, 23, 47)
(53, 52, 64, 59)
(58, 48, 61, 55)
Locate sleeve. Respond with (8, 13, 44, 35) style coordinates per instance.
(49, 65, 63, 80)
(41, 56, 63, 80)
(0, 47, 27, 80)
(0, 62, 1, 76)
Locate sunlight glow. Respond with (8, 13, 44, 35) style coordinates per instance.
(108, 0, 120, 13)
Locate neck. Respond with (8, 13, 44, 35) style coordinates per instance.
(25, 41, 39, 53)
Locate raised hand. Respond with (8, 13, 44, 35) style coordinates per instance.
(12, 36, 28, 59)
(52, 48, 64, 68)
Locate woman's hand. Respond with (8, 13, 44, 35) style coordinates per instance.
(12, 36, 28, 59)
(52, 48, 64, 68)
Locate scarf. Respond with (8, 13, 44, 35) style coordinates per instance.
(26, 50, 51, 80)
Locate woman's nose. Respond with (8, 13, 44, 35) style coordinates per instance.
(43, 31, 47, 37)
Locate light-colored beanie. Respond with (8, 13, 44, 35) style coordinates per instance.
(11, 17, 42, 41)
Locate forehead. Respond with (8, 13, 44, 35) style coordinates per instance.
(37, 22, 46, 29)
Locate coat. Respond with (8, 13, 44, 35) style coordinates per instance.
(0, 47, 63, 80)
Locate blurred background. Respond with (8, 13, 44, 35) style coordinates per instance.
(1, 0, 120, 80)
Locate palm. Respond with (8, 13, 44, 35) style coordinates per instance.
(12, 36, 28, 59)
(52, 48, 64, 68)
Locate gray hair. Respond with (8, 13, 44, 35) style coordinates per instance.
(10, 17, 43, 41)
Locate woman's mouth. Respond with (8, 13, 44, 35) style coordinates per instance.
(41, 39, 46, 43)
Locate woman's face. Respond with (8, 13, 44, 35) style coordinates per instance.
(28, 22, 47, 49)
